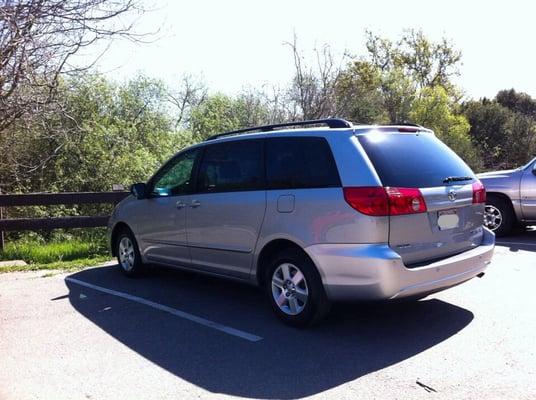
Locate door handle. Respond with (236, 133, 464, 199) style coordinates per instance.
(176, 201, 186, 209)
(190, 200, 201, 208)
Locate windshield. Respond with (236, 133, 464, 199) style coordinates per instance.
(521, 156, 536, 170)
(358, 132, 476, 188)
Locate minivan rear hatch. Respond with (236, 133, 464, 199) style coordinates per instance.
(358, 129, 485, 266)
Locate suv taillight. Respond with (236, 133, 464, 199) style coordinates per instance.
(472, 181, 486, 204)
(343, 187, 427, 216)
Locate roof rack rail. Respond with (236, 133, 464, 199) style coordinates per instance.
(206, 118, 352, 141)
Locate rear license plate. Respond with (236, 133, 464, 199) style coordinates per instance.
(437, 209, 459, 230)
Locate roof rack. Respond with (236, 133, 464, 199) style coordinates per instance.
(206, 118, 352, 141)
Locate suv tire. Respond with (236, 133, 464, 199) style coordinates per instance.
(264, 248, 331, 327)
(115, 230, 146, 277)
(485, 195, 515, 237)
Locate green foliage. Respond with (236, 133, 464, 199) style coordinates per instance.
(463, 91, 536, 170)
(189, 93, 270, 141)
(337, 61, 417, 124)
(0, 74, 192, 194)
(496, 89, 536, 117)
(410, 86, 481, 169)
(52, 75, 183, 192)
(336, 61, 389, 123)
(463, 99, 512, 169)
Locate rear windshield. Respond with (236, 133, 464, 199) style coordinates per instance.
(358, 132, 475, 188)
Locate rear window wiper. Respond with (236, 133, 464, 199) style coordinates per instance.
(442, 176, 473, 183)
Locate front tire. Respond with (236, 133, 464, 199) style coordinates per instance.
(115, 231, 145, 277)
(264, 248, 330, 327)
(484, 195, 515, 237)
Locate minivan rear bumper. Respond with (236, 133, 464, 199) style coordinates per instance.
(305, 227, 495, 301)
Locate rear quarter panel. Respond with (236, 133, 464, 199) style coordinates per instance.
(478, 170, 523, 219)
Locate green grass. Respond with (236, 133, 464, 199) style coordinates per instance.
(0, 238, 112, 273)
(0, 239, 106, 264)
(0, 255, 112, 273)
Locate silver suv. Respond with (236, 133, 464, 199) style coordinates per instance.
(478, 157, 536, 236)
(108, 118, 495, 326)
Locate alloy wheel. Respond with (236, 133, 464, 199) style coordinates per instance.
(484, 205, 503, 231)
(271, 263, 309, 315)
(118, 236, 135, 271)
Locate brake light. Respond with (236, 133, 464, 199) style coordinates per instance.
(343, 187, 427, 216)
(343, 187, 389, 216)
(385, 187, 427, 215)
(472, 181, 486, 204)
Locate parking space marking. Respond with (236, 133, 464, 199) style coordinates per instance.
(65, 277, 263, 342)
(496, 241, 536, 247)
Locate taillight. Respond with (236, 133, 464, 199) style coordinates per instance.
(343, 187, 389, 216)
(472, 181, 486, 204)
(343, 186, 427, 216)
(385, 187, 427, 215)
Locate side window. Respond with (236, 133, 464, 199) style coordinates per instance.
(151, 149, 198, 196)
(197, 140, 263, 193)
(266, 137, 340, 189)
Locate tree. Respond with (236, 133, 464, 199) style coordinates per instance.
(0, 0, 145, 134)
(0, 74, 183, 194)
(396, 30, 462, 90)
(463, 95, 536, 170)
(335, 30, 463, 124)
(410, 86, 480, 169)
(496, 89, 536, 118)
(364, 30, 462, 91)
(188, 93, 271, 141)
(462, 99, 512, 168)
(166, 74, 208, 128)
(335, 61, 387, 123)
(285, 35, 343, 120)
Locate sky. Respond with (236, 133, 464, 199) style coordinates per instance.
(80, 0, 536, 99)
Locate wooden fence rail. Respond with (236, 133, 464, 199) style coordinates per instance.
(0, 191, 130, 251)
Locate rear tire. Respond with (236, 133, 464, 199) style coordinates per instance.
(485, 195, 515, 237)
(115, 230, 146, 277)
(264, 248, 331, 327)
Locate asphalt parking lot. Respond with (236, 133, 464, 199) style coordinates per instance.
(1, 229, 535, 400)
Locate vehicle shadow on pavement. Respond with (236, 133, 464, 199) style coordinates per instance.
(66, 265, 474, 399)
(497, 226, 536, 252)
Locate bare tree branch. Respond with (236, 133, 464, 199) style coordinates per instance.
(284, 34, 346, 120)
(0, 0, 148, 134)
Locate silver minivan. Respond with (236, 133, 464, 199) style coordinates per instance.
(108, 119, 495, 326)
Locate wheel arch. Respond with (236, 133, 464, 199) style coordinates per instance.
(110, 222, 134, 256)
(486, 191, 518, 222)
(255, 238, 318, 288)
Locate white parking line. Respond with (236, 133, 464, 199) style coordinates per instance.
(65, 277, 263, 342)
(496, 241, 536, 247)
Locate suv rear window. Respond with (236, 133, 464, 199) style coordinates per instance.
(266, 137, 340, 189)
(358, 132, 475, 188)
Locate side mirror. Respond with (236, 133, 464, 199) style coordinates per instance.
(130, 183, 148, 199)
(532, 165, 536, 176)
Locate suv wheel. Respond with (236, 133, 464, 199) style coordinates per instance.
(116, 231, 146, 277)
(265, 248, 330, 327)
(484, 195, 514, 236)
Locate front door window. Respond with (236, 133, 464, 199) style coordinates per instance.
(151, 150, 199, 197)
